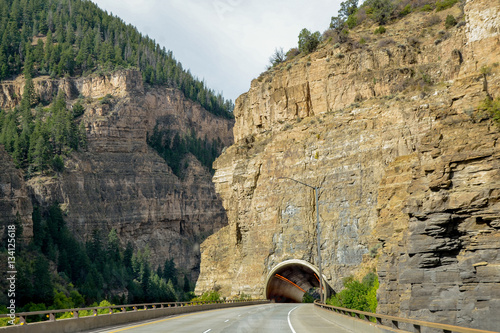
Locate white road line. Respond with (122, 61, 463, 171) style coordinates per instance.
(287, 306, 299, 333)
(202, 329, 211, 333)
(224, 319, 229, 322)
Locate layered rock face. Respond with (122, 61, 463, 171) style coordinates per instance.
(0, 70, 234, 278)
(196, 0, 500, 329)
(0, 146, 33, 241)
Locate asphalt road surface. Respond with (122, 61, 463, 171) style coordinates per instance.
(86, 303, 353, 333)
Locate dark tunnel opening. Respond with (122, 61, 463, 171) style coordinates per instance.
(265, 260, 330, 303)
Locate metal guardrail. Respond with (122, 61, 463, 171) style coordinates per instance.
(0, 299, 262, 326)
(314, 301, 500, 333)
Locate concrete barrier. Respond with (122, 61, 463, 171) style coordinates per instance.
(0, 301, 269, 333)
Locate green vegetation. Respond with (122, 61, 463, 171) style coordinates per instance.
(147, 126, 224, 177)
(302, 292, 315, 303)
(363, 0, 395, 25)
(479, 97, 500, 123)
(329, 0, 456, 35)
(0, 203, 194, 324)
(0, 86, 87, 174)
(326, 272, 379, 313)
(271, 0, 463, 71)
(192, 290, 222, 302)
(399, 4, 412, 17)
(445, 15, 457, 29)
(0, 0, 233, 118)
(330, 0, 359, 32)
(436, 0, 459, 11)
(302, 287, 320, 303)
(374, 26, 386, 34)
(298, 29, 322, 54)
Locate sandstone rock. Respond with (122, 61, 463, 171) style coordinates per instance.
(0, 70, 234, 281)
(196, 0, 500, 330)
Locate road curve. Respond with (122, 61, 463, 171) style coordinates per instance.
(84, 303, 352, 333)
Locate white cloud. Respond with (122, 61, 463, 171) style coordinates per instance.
(92, 0, 342, 101)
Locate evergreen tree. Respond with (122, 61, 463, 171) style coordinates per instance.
(32, 255, 54, 304)
(163, 258, 178, 286)
(107, 228, 121, 263)
(0, 0, 234, 118)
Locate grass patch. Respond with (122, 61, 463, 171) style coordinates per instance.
(436, 0, 459, 11)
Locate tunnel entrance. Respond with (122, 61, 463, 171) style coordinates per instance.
(265, 259, 332, 303)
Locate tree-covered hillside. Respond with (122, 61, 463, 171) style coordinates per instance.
(0, 0, 233, 118)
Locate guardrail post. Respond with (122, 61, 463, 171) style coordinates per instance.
(143, 305, 147, 310)
(391, 320, 399, 329)
(19, 315, 26, 325)
(49, 312, 56, 321)
(121, 307, 126, 313)
(413, 324, 421, 333)
(93, 309, 98, 317)
(73, 310, 79, 318)
(376, 317, 383, 325)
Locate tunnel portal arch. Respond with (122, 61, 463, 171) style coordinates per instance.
(265, 259, 333, 303)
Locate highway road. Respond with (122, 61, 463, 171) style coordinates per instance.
(85, 303, 353, 333)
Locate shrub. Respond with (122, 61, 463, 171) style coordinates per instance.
(436, 0, 459, 11)
(52, 155, 64, 172)
(421, 4, 434, 11)
(479, 97, 500, 123)
(72, 101, 85, 118)
(298, 28, 322, 54)
(363, 0, 395, 25)
(374, 26, 386, 34)
(399, 4, 412, 17)
(302, 292, 315, 303)
(326, 273, 379, 313)
(346, 13, 358, 29)
(445, 15, 457, 29)
(269, 47, 285, 67)
(286, 47, 300, 60)
(322, 29, 337, 42)
(192, 290, 221, 302)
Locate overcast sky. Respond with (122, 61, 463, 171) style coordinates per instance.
(91, 0, 342, 102)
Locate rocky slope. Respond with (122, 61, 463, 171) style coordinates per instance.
(195, 0, 500, 330)
(0, 69, 234, 279)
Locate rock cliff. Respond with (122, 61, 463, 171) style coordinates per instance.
(0, 146, 33, 241)
(195, 0, 500, 329)
(0, 69, 234, 279)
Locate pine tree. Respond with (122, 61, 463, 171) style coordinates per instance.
(33, 255, 54, 304)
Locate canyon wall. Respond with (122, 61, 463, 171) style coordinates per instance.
(196, 0, 500, 329)
(0, 70, 234, 279)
